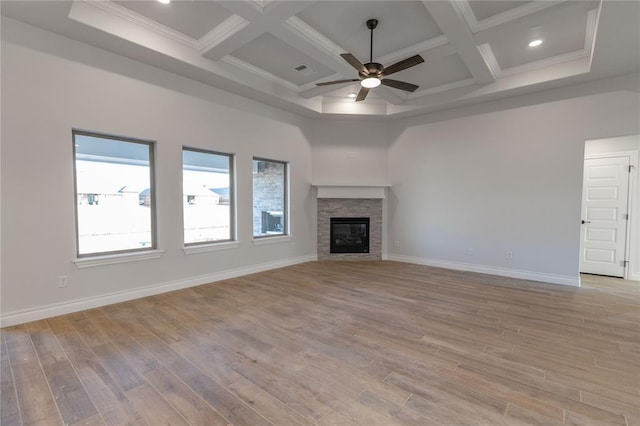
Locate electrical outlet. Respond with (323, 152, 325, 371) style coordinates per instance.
(59, 275, 68, 288)
(506, 251, 513, 260)
(467, 248, 473, 256)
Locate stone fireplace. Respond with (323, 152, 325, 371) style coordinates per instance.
(315, 185, 387, 261)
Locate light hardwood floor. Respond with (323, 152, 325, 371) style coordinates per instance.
(1, 261, 639, 425)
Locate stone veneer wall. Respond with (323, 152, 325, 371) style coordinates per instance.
(317, 198, 382, 260)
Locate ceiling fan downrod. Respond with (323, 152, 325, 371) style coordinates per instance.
(366, 19, 378, 64)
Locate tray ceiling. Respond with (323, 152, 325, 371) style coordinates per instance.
(1, 0, 638, 119)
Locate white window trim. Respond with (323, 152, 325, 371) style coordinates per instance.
(73, 249, 165, 269)
(252, 235, 291, 245)
(183, 241, 240, 254)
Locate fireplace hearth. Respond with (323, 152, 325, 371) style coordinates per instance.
(330, 217, 370, 254)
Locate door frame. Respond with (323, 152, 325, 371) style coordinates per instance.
(581, 150, 638, 280)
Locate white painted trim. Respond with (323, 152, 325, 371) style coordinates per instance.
(498, 49, 589, 78)
(314, 185, 390, 199)
(73, 249, 165, 269)
(198, 15, 249, 54)
(410, 78, 476, 99)
(476, 9, 597, 80)
(584, 9, 598, 53)
(1, 254, 316, 327)
(78, 0, 200, 50)
(183, 241, 241, 255)
(387, 254, 580, 287)
(284, 16, 345, 57)
(455, 0, 564, 33)
(377, 36, 449, 66)
(477, 43, 501, 79)
(477, 43, 589, 79)
(252, 235, 291, 245)
(221, 56, 300, 92)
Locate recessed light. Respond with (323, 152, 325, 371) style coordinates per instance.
(348, 93, 357, 98)
(158, 0, 170, 4)
(528, 39, 543, 47)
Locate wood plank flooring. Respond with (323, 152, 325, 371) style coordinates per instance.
(1, 261, 638, 425)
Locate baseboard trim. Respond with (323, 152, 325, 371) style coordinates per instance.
(387, 255, 580, 287)
(1, 254, 317, 327)
(629, 272, 640, 281)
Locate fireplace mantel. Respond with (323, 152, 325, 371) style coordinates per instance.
(313, 184, 390, 199)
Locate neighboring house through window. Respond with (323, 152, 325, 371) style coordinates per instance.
(73, 130, 156, 256)
(183, 148, 234, 245)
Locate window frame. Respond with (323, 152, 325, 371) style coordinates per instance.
(182, 146, 236, 247)
(252, 156, 289, 239)
(72, 129, 158, 258)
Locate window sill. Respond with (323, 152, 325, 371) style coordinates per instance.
(73, 249, 165, 269)
(183, 241, 240, 255)
(252, 235, 291, 246)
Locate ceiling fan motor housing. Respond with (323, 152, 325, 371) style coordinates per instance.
(360, 62, 383, 79)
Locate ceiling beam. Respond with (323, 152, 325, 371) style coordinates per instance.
(421, 1, 496, 84)
(202, 1, 316, 60)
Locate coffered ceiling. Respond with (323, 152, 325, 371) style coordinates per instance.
(2, 1, 638, 119)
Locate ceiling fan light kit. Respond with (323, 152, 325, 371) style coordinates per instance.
(316, 18, 424, 102)
(361, 77, 381, 88)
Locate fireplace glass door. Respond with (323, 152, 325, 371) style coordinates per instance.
(330, 217, 370, 253)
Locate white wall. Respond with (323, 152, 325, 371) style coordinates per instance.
(585, 135, 640, 280)
(307, 119, 393, 185)
(1, 18, 315, 325)
(387, 88, 640, 285)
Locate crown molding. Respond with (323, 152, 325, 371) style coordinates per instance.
(478, 43, 589, 79)
(476, 8, 597, 79)
(455, 0, 564, 33)
(198, 15, 249, 54)
(283, 16, 345, 57)
(410, 78, 476, 99)
(221, 56, 300, 92)
(500, 50, 589, 78)
(477, 43, 501, 78)
(584, 8, 598, 52)
(378, 35, 449, 65)
(76, 0, 200, 50)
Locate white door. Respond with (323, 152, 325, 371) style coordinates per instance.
(580, 156, 630, 277)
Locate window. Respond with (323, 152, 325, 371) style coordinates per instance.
(183, 148, 234, 245)
(73, 131, 156, 257)
(252, 158, 288, 238)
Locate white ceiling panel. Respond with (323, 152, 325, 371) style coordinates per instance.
(114, 0, 233, 40)
(230, 33, 335, 86)
(490, 9, 589, 70)
(297, 1, 442, 61)
(468, 1, 532, 21)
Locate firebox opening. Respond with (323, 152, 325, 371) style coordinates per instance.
(330, 217, 370, 254)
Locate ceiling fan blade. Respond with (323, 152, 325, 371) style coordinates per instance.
(340, 53, 369, 75)
(316, 79, 360, 87)
(381, 78, 419, 92)
(355, 86, 369, 102)
(382, 55, 424, 76)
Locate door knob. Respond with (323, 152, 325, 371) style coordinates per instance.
(581, 220, 591, 224)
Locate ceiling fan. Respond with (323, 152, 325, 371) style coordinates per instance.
(316, 18, 424, 102)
